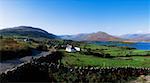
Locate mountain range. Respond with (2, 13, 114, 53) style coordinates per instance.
(0, 26, 149, 42)
(61, 32, 150, 42)
(120, 33, 150, 41)
(60, 31, 122, 41)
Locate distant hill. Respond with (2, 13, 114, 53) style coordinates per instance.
(120, 33, 150, 41)
(0, 26, 58, 39)
(60, 31, 121, 41)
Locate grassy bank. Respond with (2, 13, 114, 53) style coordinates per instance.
(0, 38, 32, 61)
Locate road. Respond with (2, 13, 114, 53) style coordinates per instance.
(0, 50, 51, 74)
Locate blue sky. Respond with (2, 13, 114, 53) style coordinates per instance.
(0, 0, 149, 35)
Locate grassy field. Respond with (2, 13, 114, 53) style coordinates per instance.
(61, 43, 150, 68)
(62, 52, 150, 68)
(80, 44, 150, 56)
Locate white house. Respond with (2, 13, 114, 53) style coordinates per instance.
(65, 45, 80, 52)
(74, 47, 80, 51)
(65, 45, 76, 52)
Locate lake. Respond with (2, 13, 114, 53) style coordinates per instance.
(91, 41, 150, 50)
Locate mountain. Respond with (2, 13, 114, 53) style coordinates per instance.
(0, 26, 58, 39)
(120, 33, 150, 41)
(61, 31, 121, 41)
(60, 34, 89, 41)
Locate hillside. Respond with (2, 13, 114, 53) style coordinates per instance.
(0, 26, 58, 39)
(61, 31, 121, 41)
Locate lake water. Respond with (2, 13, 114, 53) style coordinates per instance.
(91, 41, 150, 50)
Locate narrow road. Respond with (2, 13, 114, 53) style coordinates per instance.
(0, 50, 52, 74)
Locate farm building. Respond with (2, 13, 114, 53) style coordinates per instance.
(65, 45, 80, 52)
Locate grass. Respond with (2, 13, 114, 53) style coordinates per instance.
(62, 52, 150, 68)
(131, 50, 150, 56)
(80, 44, 150, 56)
(61, 43, 150, 68)
(0, 38, 28, 50)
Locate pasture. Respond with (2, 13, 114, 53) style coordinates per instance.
(61, 43, 150, 68)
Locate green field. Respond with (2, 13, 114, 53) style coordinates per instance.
(62, 52, 150, 68)
(80, 44, 150, 56)
(61, 43, 150, 68)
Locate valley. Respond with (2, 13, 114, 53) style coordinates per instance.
(1, 0, 149, 82)
(0, 26, 149, 82)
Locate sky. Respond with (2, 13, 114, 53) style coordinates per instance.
(0, 0, 149, 35)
